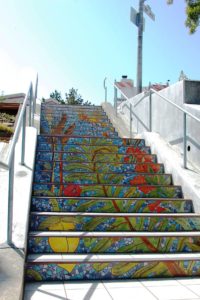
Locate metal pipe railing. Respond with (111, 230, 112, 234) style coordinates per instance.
(149, 88, 200, 168)
(0, 79, 37, 245)
(104, 77, 200, 169)
(104, 77, 130, 116)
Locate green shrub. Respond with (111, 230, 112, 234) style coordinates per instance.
(0, 124, 14, 136)
(0, 112, 16, 123)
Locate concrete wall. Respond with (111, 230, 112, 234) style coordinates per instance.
(0, 100, 41, 247)
(118, 80, 200, 171)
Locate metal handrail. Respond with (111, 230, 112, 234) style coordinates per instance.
(149, 88, 200, 169)
(0, 80, 37, 245)
(104, 77, 130, 117)
(150, 88, 200, 124)
(104, 77, 200, 169)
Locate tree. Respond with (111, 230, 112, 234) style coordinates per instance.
(167, 0, 200, 33)
(65, 88, 91, 106)
(50, 90, 65, 104)
(49, 88, 91, 105)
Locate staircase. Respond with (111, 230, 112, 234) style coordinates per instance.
(25, 103, 200, 282)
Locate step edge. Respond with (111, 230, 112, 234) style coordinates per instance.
(28, 231, 200, 237)
(30, 212, 199, 217)
(31, 196, 187, 200)
(27, 253, 200, 263)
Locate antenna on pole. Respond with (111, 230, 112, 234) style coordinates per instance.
(130, 1, 155, 94)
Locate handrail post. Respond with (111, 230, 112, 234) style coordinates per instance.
(21, 107, 26, 165)
(103, 77, 107, 102)
(149, 89, 152, 131)
(31, 82, 35, 126)
(183, 112, 187, 168)
(130, 103, 133, 138)
(34, 73, 38, 114)
(114, 80, 117, 116)
(29, 83, 33, 126)
(32, 96, 35, 127)
(7, 151, 15, 245)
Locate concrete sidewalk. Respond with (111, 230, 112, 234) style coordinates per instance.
(0, 245, 24, 300)
(24, 278, 200, 300)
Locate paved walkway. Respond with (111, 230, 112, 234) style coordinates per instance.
(24, 278, 200, 300)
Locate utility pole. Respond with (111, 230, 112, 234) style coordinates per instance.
(130, 1, 155, 94)
(137, 0, 145, 94)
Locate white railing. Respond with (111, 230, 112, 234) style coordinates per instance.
(0, 77, 38, 246)
(104, 77, 200, 169)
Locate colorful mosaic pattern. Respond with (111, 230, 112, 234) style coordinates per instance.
(41, 112, 112, 135)
(34, 172, 171, 185)
(31, 198, 193, 213)
(26, 259, 200, 281)
(30, 214, 200, 232)
(41, 121, 112, 129)
(44, 130, 118, 137)
(35, 152, 156, 163)
(42, 113, 109, 121)
(32, 183, 182, 198)
(42, 110, 107, 116)
(26, 104, 199, 282)
(28, 235, 200, 254)
(37, 136, 146, 147)
(36, 144, 151, 154)
(35, 162, 165, 174)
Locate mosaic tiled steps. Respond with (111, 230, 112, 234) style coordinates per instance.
(31, 197, 193, 213)
(41, 113, 109, 120)
(37, 136, 145, 146)
(36, 144, 151, 154)
(35, 152, 157, 163)
(28, 231, 200, 254)
(25, 103, 200, 281)
(26, 253, 200, 281)
(41, 115, 110, 125)
(40, 123, 115, 131)
(32, 183, 182, 198)
(35, 162, 165, 174)
(42, 104, 104, 109)
(41, 118, 110, 126)
(41, 107, 105, 114)
(29, 212, 200, 232)
(41, 130, 118, 138)
(40, 108, 115, 135)
(34, 172, 171, 185)
(40, 118, 115, 131)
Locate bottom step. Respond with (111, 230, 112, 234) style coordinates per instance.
(26, 253, 200, 281)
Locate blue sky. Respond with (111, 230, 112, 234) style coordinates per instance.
(0, 0, 199, 105)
